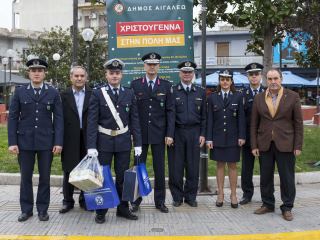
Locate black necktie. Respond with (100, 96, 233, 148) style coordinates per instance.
(148, 80, 153, 93)
(113, 88, 118, 101)
(34, 88, 41, 100)
(186, 86, 190, 93)
(253, 89, 258, 96)
(223, 92, 228, 105)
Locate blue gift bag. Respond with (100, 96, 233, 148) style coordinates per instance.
(84, 165, 120, 210)
(136, 162, 152, 196)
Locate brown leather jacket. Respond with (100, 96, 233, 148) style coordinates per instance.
(250, 88, 303, 152)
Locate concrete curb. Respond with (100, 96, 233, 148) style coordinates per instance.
(1, 171, 320, 188)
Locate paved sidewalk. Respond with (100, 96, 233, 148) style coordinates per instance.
(0, 183, 319, 238)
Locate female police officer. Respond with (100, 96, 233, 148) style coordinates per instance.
(206, 70, 245, 208)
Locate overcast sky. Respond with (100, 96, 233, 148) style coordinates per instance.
(0, 0, 12, 29)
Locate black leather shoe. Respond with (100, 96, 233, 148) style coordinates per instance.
(38, 212, 49, 221)
(239, 197, 251, 205)
(156, 204, 169, 213)
(18, 212, 33, 222)
(95, 214, 106, 224)
(116, 209, 138, 220)
(185, 200, 198, 207)
(172, 201, 183, 207)
(231, 202, 239, 208)
(59, 205, 74, 214)
(131, 203, 140, 212)
(216, 201, 223, 207)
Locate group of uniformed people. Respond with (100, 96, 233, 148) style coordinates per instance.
(8, 51, 302, 223)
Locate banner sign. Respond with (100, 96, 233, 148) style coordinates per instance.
(106, 0, 194, 85)
(273, 32, 308, 64)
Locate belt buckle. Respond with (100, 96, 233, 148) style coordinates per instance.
(110, 130, 117, 137)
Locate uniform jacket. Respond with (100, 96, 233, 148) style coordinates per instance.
(243, 86, 264, 146)
(130, 76, 175, 144)
(250, 88, 303, 152)
(8, 83, 63, 150)
(207, 91, 246, 147)
(172, 83, 206, 136)
(87, 85, 142, 152)
(60, 86, 92, 172)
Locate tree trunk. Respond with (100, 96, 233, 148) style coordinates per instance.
(262, 22, 274, 86)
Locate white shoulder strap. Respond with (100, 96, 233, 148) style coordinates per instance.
(101, 88, 124, 129)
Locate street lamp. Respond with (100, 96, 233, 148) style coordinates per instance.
(1, 57, 8, 108)
(53, 53, 61, 87)
(81, 28, 95, 81)
(6, 49, 16, 85)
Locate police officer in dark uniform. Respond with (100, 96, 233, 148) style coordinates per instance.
(168, 61, 206, 207)
(130, 52, 174, 213)
(87, 59, 142, 224)
(240, 63, 264, 205)
(206, 70, 246, 208)
(8, 57, 63, 222)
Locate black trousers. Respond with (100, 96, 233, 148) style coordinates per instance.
(96, 151, 130, 216)
(133, 143, 166, 206)
(259, 142, 296, 212)
(18, 150, 53, 214)
(62, 172, 84, 207)
(168, 126, 200, 202)
(241, 145, 256, 199)
(62, 130, 86, 207)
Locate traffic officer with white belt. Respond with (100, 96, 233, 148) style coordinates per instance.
(86, 59, 142, 224)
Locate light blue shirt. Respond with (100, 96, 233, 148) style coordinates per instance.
(146, 75, 157, 89)
(73, 87, 85, 128)
(181, 81, 192, 92)
(31, 83, 44, 94)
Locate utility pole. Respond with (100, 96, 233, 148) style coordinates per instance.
(199, 0, 211, 193)
(72, 0, 79, 65)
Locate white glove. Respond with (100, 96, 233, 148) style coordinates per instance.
(87, 148, 98, 157)
(134, 146, 142, 156)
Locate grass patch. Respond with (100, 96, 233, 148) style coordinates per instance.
(1, 124, 319, 176)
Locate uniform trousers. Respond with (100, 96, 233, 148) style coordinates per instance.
(96, 150, 130, 215)
(18, 150, 53, 214)
(133, 143, 166, 206)
(241, 145, 256, 199)
(168, 126, 200, 202)
(259, 142, 296, 212)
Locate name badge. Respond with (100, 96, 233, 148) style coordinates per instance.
(195, 98, 202, 101)
(232, 103, 238, 106)
(157, 93, 165, 96)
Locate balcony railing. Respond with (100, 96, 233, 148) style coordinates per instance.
(194, 56, 263, 68)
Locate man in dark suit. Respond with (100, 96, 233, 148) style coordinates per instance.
(87, 58, 142, 224)
(8, 57, 63, 222)
(168, 61, 206, 207)
(59, 66, 92, 213)
(130, 52, 175, 213)
(240, 63, 264, 205)
(251, 68, 303, 221)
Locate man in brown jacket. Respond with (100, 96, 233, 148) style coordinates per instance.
(251, 68, 303, 221)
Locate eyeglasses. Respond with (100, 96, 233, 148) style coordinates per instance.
(248, 72, 260, 76)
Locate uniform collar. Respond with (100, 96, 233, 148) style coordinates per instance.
(30, 82, 44, 90)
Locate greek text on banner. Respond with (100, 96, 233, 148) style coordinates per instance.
(117, 20, 184, 35)
(117, 34, 185, 48)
